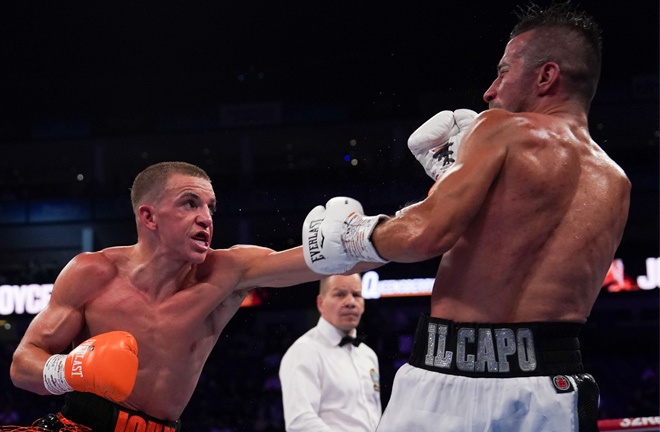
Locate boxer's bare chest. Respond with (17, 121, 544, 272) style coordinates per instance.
(80, 274, 241, 352)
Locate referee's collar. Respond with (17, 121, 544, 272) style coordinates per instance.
(318, 317, 356, 346)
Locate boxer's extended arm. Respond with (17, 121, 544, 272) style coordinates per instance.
(229, 245, 328, 289)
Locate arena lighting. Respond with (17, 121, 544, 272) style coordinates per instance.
(0, 284, 52, 315)
(0, 258, 657, 315)
(597, 416, 660, 431)
(362, 271, 433, 299)
(637, 257, 660, 290)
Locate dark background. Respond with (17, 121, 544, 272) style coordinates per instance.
(0, 1, 658, 430)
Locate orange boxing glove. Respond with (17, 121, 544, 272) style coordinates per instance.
(43, 331, 138, 403)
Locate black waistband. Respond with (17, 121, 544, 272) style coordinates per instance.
(61, 392, 181, 432)
(409, 314, 585, 378)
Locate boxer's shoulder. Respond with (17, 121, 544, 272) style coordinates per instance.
(468, 110, 554, 156)
(64, 249, 123, 283)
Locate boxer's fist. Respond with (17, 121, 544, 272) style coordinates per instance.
(302, 197, 388, 275)
(408, 108, 478, 180)
(303, 197, 362, 275)
(43, 331, 138, 403)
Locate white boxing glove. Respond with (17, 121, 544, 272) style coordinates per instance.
(302, 197, 389, 275)
(408, 108, 478, 180)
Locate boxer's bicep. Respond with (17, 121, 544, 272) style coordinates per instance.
(431, 128, 508, 225)
(31, 253, 110, 354)
(33, 306, 80, 348)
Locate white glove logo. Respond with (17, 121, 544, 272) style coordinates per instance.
(431, 140, 456, 168)
(306, 218, 326, 263)
(302, 197, 387, 275)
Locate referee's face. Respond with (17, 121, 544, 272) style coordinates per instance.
(317, 274, 365, 333)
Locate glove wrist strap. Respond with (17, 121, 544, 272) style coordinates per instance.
(43, 354, 73, 395)
(343, 214, 389, 263)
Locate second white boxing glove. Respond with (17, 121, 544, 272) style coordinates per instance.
(408, 108, 478, 180)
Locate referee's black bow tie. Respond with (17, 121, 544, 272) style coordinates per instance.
(339, 334, 366, 347)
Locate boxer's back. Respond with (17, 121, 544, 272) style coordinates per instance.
(431, 112, 631, 323)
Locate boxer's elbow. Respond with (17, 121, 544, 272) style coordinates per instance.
(373, 216, 455, 261)
(411, 230, 457, 259)
(391, 224, 457, 262)
(10, 350, 28, 389)
(10, 348, 47, 395)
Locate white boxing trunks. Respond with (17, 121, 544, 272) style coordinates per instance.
(376, 314, 600, 432)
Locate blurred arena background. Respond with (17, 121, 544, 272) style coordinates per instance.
(0, 1, 657, 430)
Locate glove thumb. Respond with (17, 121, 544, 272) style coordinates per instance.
(454, 109, 478, 130)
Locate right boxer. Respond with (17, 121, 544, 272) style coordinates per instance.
(302, 3, 630, 431)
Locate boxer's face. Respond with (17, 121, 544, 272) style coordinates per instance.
(483, 31, 538, 112)
(317, 274, 364, 333)
(154, 173, 216, 263)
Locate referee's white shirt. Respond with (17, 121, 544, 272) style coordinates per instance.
(279, 317, 382, 432)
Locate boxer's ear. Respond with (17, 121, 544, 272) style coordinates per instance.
(537, 62, 560, 96)
(138, 205, 157, 230)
